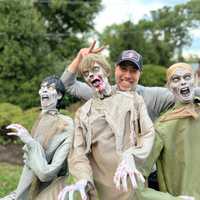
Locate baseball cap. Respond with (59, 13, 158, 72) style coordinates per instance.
(116, 50, 143, 71)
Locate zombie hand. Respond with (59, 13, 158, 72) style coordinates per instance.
(58, 179, 89, 200)
(113, 154, 145, 192)
(179, 196, 195, 200)
(6, 124, 33, 144)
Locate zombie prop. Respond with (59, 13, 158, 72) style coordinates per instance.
(59, 54, 154, 200)
(2, 76, 74, 200)
(136, 63, 199, 200)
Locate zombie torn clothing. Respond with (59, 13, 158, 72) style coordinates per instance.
(7, 111, 74, 200)
(137, 102, 200, 200)
(69, 91, 154, 200)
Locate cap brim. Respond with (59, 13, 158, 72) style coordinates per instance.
(117, 59, 141, 70)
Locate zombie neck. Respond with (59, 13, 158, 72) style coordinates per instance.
(41, 106, 58, 115)
(94, 79, 112, 99)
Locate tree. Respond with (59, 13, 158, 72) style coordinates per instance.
(34, 0, 102, 59)
(0, 0, 59, 108)
(0, 0, 102, 109)
(99, 21, 150, 65)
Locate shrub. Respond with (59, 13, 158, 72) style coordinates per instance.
(139, 64, 167, 87)
(0, 103, 39, 144)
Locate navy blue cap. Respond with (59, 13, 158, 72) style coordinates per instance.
(116, 50, 143, 71)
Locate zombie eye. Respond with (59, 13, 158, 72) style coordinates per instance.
(184, 74, 191, 80)
(93, 66, 100, 72)
(47, 86, 54, 90)
(83, 71, 89, 77)
(172, 77, 180, 83)
(40, 86, 46, 90)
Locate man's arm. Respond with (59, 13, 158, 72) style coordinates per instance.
(136, 85, 175, 122)
(61, 69, 93, 101)
(136, 85, 200, 122)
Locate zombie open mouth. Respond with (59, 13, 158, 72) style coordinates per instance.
(91, 76, 103, 88)
(41, 94, 49, 100)
(180, 87, 190, 97)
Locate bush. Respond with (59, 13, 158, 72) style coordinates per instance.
(0, 102, 75, 144)
(0, 163, 22, 197)
(0, 103, 39, 144)
(139, 64, 167, 87)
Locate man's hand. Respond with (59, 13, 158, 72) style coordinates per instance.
(67, 41, 105, 74)
(58, 179, 89, 200)
(113, 155, 145, 192)
(77, 40, 105, 60)
(6, 124, 33, 144)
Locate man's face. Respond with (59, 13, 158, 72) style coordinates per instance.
(39, 82, 60, 110)
(82, 62, 108, 93)
(115, 64, 141, 91)
(168, 68, 194, 103)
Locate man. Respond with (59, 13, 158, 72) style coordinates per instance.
(2, 76, 74, 200)
(136, 63, 199, 200)
(59, 53, 154, 200)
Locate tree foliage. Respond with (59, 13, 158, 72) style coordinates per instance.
(0, 0, 102, 109)
(34, 0, 102, 59)
(139, 65, 166, 87)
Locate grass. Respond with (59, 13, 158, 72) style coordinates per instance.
(0, 162, 22, 197)
(0, 162, 82, 199)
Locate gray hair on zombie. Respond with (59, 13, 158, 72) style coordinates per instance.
(79, 53, 111, 76)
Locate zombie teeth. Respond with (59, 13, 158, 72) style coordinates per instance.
(180, 87, 190, 97)
(180, 87, 189, 94)
(91, 78, 101, 87)
(42, 95, 49, 100)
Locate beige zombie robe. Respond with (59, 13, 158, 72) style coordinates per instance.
(11, 110, 74, 200)
(69, 91, 154, 200)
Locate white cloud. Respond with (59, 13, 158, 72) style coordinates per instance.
(94, 0, 189, 32)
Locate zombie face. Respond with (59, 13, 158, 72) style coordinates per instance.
(82, 62, 111, 95)
(39, 81, 62, 110)
(168, 68, 194, 103)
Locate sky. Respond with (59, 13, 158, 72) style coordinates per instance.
(94, 0, 200, 58)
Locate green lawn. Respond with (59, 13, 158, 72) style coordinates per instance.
(0, 162, 22, 197)
(0, 162, 82, 199)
